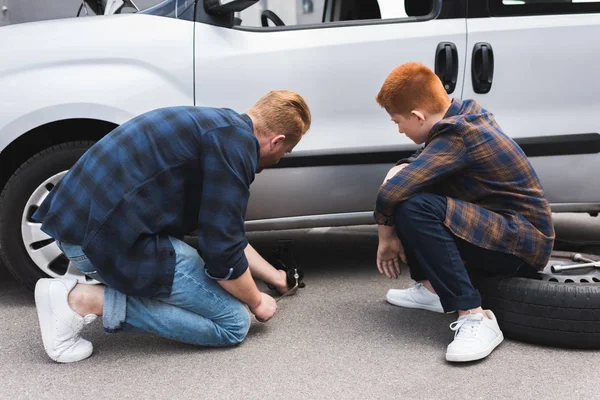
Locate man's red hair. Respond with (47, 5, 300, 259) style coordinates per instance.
(375, 62, 450, 116)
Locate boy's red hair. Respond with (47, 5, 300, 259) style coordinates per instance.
(375, 62, 450, 116)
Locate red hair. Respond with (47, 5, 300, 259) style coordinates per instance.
(376, 62, 450, 116)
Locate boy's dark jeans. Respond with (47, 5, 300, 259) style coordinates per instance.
(395, 193, 532, 313)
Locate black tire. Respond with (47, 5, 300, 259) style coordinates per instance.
(0, 141, 95, 290)
(472, 251, 600, 349)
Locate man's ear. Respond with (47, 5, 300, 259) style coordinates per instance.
(270, 134, 286, 148)
(411, 110, 426, 122)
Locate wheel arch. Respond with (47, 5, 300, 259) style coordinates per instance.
(0, 119, 118, 194)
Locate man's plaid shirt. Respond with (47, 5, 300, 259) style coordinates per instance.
(34, 107, 259, 297)
(374, 99, 555, 269)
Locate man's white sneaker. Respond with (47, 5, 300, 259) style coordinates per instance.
(386, 283, 445, 313)
(446, 310, 504, 362)
(34, 278, 97, 363)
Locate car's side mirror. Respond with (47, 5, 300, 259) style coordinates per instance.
(204, 0, 258, 15)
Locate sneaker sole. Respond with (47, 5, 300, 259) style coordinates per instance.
(34, 279, 92, 363)
(446, 332, 504, 362)
(386, 294, 445, 314)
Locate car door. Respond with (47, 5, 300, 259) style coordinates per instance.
(463, 0, 600, 214)
(194, 0, 468, 228)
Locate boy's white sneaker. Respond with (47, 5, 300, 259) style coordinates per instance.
(446, 310, 504, 362)
(34, 278, 97, 363)
(386, 283, 445, 313)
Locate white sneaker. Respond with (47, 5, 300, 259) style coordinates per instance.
(34, 278, 97, 363)
(446, 310, 504, 362)
(386, 283, 445, 313)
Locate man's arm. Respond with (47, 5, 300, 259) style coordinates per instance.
(218, 269, 276, 323)
(374, 132, 468, 226)
(196, 129, 277, 322)
(218, 269, 261, 309)
(244, 243, 289, 293)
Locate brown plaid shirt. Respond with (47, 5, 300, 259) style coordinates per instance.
(374, 99, 555, 269)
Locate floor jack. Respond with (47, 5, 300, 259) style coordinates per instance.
(267, 239, 305, 302)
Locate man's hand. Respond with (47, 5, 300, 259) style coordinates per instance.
(249, 292, 277, 323)
(376, 226, 406, 279)
(383, 163, 408, 184)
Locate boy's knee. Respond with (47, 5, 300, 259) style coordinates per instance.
(395, 193, 447, 225)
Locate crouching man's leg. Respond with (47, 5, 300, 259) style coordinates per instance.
(35, 237, 250, 363)
(390, 193, 524, 362)
(112, 237, 251, 346)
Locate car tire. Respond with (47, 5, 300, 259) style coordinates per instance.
(0, 141, 95, 290)
(472, 251, 600, 349)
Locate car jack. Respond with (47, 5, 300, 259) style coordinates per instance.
(267, 239, 305, 302)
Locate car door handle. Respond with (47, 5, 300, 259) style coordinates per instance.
(472, 42, 494, 94)
(435, 42, 458, 94)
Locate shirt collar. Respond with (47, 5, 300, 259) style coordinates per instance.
(239, 113, 262, 172)
(444, 98, 463, 119)
(426, 98, 462, 142)
(240, 113, 253, 130)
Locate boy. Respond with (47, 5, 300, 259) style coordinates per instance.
(373, 62, 554, 362)
(33, 90, 311, 363)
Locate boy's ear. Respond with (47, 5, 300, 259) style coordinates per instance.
(411, 110, 426, 121)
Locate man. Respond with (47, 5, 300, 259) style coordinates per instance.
(373, 62, 554, 362)
(32, 90, 312, 363)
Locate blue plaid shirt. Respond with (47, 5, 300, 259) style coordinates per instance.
(33, 107, 260, 297)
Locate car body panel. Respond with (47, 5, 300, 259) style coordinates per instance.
(0, 14, 194, 151)
(193, 18, 468, 220)
(463, 13, 600, 206)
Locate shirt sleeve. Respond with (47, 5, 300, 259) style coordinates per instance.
(374, 131, 468, 226)
(395, 146, 424, 166)
(196, 127, 258, 280)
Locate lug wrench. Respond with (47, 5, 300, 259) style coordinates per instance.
(551, 260, 600, 273)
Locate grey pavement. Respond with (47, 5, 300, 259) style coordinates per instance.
(1, 214, 599, 400)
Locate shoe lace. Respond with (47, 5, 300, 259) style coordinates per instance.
(449, 314, 484, 339)
(410, 282, 424, 291)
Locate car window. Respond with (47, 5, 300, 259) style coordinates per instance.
(489, 0, 600, 16)
(236, 0, 435, 28)
(117, 0, 169, 13)
(79, 0, 170, 15)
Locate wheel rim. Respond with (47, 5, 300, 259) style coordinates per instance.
(21, 171, 97, 284)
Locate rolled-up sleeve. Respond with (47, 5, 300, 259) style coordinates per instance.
(374, 132, 468, 226)
(196, 127, 259, 280)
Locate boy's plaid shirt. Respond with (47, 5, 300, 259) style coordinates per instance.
(374, 99, 555, 269)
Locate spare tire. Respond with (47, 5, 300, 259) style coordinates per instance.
(472, 251, 600, 349)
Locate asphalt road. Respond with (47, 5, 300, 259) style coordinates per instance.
(1, 214, 599, 399)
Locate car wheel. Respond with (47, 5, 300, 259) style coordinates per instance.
(472, 251, 600, 349)
(0, 141, 97, 290)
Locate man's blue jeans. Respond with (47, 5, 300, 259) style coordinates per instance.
(395, 193, 529, 313)
(58, 237, 251, 346)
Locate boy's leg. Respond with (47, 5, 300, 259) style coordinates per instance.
(392, 193, 524, 362)
(385, 245, 448, 313)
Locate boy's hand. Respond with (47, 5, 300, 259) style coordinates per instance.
(377, 236, 405, 279)
(250, 292, 277, 323)
(383, 163, 408, 184)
